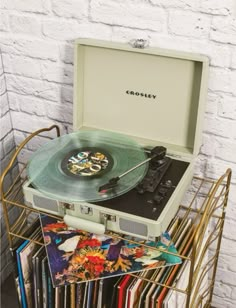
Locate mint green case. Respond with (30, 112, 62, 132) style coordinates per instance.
(24, 39, 209, 240)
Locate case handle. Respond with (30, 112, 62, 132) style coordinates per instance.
(64, 214, 106, 234)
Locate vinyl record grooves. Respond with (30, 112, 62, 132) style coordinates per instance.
(27, 130, 148, 202)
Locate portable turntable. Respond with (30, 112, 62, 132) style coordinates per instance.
(23, 39, 209, 240)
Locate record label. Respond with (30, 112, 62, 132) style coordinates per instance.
(67, 150, 108, 176)
(61, 148, 113, 177)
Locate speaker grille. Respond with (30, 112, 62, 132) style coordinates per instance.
(119, 218, 147, 236)
(33, 195, 59, 213)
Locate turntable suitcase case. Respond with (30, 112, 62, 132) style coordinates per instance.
(23, 39, 209, 240)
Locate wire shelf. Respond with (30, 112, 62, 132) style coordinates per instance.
(0, 125, 231, 308)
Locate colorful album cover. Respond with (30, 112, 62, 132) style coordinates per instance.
(40, 214, 182, 287)
(47, 261, 54, 308)
(32, 246, 45, 308)
(19, 236, 42, 308)
(16, 239, 29, 308)
(41, 256, 48, 308)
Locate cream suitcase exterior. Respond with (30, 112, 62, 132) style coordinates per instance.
(23, 39, 209, 240)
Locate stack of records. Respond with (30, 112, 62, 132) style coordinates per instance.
(13, 213, 193, 308)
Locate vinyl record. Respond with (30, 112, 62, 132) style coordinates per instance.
(27, 130, 148, 202)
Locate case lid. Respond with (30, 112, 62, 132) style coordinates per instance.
(73, 39, 209, 158)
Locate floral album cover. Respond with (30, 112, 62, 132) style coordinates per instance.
(40, 214, 181, 287)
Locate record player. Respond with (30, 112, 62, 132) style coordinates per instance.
(23, 39, 209, 240)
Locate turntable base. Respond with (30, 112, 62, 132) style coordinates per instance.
(24, 154, 190, 240)
(97, 158, 189, 221)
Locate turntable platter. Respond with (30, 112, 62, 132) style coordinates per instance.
(27, 130, 148, 203)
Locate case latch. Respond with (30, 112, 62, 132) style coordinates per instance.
(130, 39, 149, 49)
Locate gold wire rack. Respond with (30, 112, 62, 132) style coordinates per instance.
(0, 125, 231, 308)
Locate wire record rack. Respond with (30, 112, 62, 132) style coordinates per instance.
(0, 125, 231, 308)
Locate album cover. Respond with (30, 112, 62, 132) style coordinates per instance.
(151, 267, 170, 307)
(95, 277, 119, 308)
(16, 240, 29, 308)
(138, 269, 159, 308)
(96, 280, 102, 308)
(47, 261, 55, 308)
(82, 282, 89, 308)
(168, 216, 180, 237)
(126, 275, 139, 308)
(42, 256, 48, 308)
(174, 218, 192, 249)
(132, 269, 157, 308)
(75, 283, 85, 308)
(145, 267, 166, 308)
(32, 245, 45, 308)
(92, 280, 99, 307)
(64, 285, 70, 308)
(40, 214, 181, 287)
(142, 224, 194, 308)
(157, 227, 195, 308)
(162, 253, 190, 308)
(70, 283, 76, 308)
(149, 223, 194, 308)
(110, 276, 124, 307)
(102, 275, 122, 308)
(15, 276, 21, 305)
(55, 287, 64, 308)
(13, 218, 40, 273)
(129, 272, 145, 308)
(117, 275, 132, 308)
(16, 227, 41, 308)
(19, 231, 42, 308)
(86, 281, 94, 308)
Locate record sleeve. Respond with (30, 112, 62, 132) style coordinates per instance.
(32, 245, 45, 308)
(132, 269, 158, 308)
(82, 282, 89, 308)
(144, 223, 193, 308)
(55, 287, 64, 308)
(145, 267, 166, 308)
(96, 280, 103, 308)
(110, 276, 124, 307)
(42, 256, 48, 308)
(129, 273, 144, 308)
(157, 226, 195, 308)
(16, 227, 41, 308)
(16, 240, 29, 308)
(174, 218, 192, 249)
(161, 252, 191, 308)
(126, 275, 140, 308)
(152, 222, 194, 308)
(102, 276, 122, 308)
(117, 275, 133, 308)
(40, 214, 181, 287)
(76, 283, 85, 308)
(138, 269, 159, 308)
(86, 281, 94, 308)
(70, 284, 76, 308)
(92, 280, 99, 307)
(13, 218, 40, 265)
(47, 261, 55, 308)
(15, 276, 22, 306)
(20, 231, 42, 308)
(64, 285, 70, 308)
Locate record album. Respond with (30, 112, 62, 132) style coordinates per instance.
(27, 130, 148, 203)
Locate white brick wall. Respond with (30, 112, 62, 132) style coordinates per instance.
(169, 10, 211, 38)
(1, 0, 236, 306)
(0, 51, 19, 284)
(91, 0, 167, 32)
